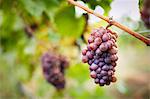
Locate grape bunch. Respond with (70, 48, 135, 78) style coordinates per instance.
(82, 27, 118, 86)
(41, 52, 69, 89)
(141, 0, 150, 28)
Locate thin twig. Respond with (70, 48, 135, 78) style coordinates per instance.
(68, 0, 150, 46)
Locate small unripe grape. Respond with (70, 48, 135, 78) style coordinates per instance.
(111, 76, 117, 82)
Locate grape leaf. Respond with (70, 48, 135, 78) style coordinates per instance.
(20, 0, 45, 17)
(54, 6, 86, 38)
(82, 0, 113, 15)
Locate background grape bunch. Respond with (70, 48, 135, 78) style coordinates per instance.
(141, 0, 150, 29)
(41, 52, 69, 89)
(82, 27, 118, 86)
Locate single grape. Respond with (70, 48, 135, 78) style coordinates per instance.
(90, 63, 98, 70)
(96, 67, 101, 73)
(86, 51, 93, 59)
(88, 36, 94, 43)
(102, 33, 110, 41)
(99, 43, 108, 51)
(90, 71, 97, 78)
(94, 38, 102, 45)
(82, 56, 88, 63)
(102, 65, 110, 71)
(82, 49, 87, 55)
(95, 78, 99, 84)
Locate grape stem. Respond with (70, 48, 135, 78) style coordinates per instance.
(67, 0, 150, 46)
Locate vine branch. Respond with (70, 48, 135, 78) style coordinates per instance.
(68, 0, 150, 46)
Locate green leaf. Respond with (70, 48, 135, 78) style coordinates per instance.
(43, 0, 59, 9)
(20, 0, 45, 17)
(54, 6, 86, 38)
(139, 0, 143, 10)
(86, 0, 113, 15)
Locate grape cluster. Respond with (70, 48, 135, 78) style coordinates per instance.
(141, 0, 150, 28)
(82, 27, 118, 86)
(41, 53, 69, 89)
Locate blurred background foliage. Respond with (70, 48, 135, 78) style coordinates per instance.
(0, 0, 150, 99)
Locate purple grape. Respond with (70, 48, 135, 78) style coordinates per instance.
(88, 60, 93, 65)
(102, 76, 108, 80)
(95, 78, 99, 84)
(88, 36, 94, 43)
(86, 51, 93, 59)
(97, 74, 102, 78)
(99, 79, 105, 84)
(98, 62, 105, 67)
(101, 70, 107, 76)
(98, 58, 104, 62)
(102, 33, 110, 41)
(94, 59, 99, 64)
(95, 48, 102, 55)
(90, 63, 98, 70)
(94, 38, 102, 45)
(102, 65, 110, 71)
(96, 68, 101, 73)
(104, 57, 111, 63)
(99, 43, 108, 51)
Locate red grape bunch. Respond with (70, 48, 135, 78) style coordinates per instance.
(41, 52, 69, 89)
(82, 27, 118, 86)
